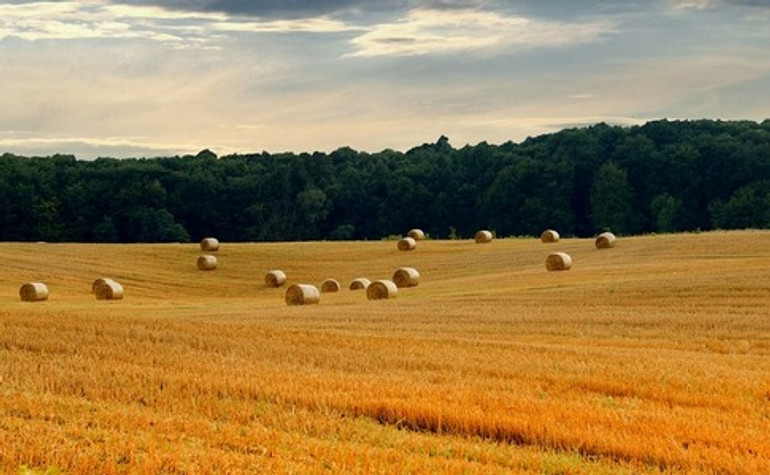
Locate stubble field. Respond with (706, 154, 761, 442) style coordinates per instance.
(1, 231, 769, 473)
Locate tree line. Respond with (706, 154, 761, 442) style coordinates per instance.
(1, 119, 769, 243)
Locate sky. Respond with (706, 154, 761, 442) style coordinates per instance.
(0, 0, 769, 159)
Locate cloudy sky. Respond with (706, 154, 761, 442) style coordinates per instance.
(0, 0, 768, 159)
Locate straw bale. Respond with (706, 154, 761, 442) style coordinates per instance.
(265, 270, 287, 287)
(392, 267, 420, 288)
(200, 237, 220, 252)
(407, 229, 426, 240)
(366, 279, 398, 300)
(285, 284, 320, 306)
(321, 278, 341, 293)
(546, 252, 573, 271)
(197, 254, 217, 270)
(92, 277, 117, 293)
(595, 232, 617, 249)
(19, 282, 49, 302)
(349, 278, 371, 290)
(94, 279, 124, 300)
(475, 230, 493, 243)
(397, 237, 416, 251)
(540, 229, 560, 243)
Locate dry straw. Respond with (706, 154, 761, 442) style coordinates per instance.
(595, 232, 617, 249)
(349, 278, 370, 290)
(407, 228, 426, 240)
(94, 279, 124, 300)
(540, 229, 560, 243)
(546, 252, 573, 271)
(321, 278, 341, 293)
(19, 282, 49, 302)
(197, 254, 217, 271)
(200, 237, 220, 252)
(398, 237, 417, 251)
(285, 284, 320, 306)
(265, 270, 287, 287)
(392, 267, 420, 288)
(366, 279, 398, 300)
(475, 230, 493, 243)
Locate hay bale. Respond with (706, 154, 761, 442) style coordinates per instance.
(197, 254, 217, 270)
(392, 267, 420, 288)
(321, 278, 341, 293)
(407, 228, 426, 240)
(94, 279, 124, 300)
(546, 252, 573, 271)
(349, 278, 371, 290)
(200, 237, 220, 252)
(595, 232, 617, 249)
(366, 279, 398, 300)
(91, 277, 117, 293)
(19, 282, 49, 302)
(285, 284, 320, 306)
(397, 237, 416, 251)
(540, 229, 560, 243)
(475, 230, 493, 243)
(265, 270, 287, 287)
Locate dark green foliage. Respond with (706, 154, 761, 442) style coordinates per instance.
(1, 119, 770, 243)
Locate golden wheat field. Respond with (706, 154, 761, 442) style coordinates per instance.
(1, 231, 770, 474)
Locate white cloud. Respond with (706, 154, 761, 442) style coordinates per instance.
(668, 0, 717, 10)
(0, 1, 359, 45)
(348, 8, 614, 57)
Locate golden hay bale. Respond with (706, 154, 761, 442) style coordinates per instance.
(540, 229, 560, 243)
(200, 237, 220, 252)
(546, 252, 573, 271)
(407, 228, 426, 240)
(285, 284, 320, 306)
(392, 267, 420, 288)
(397, 237, 416, 251)
(321, 278, 341, 293)
(366, 279, 398, 300)
(94, 279, 124, 300)
(91, 277, 117, 293)
(475, 230, 493, 243)
(349, 278, 371, 290)
(595, 232, 617, 249)
(265, 270, 287, 287)
(197, 254, 217, 270)
(19, 282, 49, 302)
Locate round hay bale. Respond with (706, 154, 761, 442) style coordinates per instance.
(94, 279, 124, 300)
(595, 232, 617, 249)
(546, 252, 573, 271)
(19, 282, 49, 302)
(265, 270, 287, 287)
(540, 229, 560, 243)
(366, 279, 398, 300)
(285, 284, 320, 306)
(397, 237, 416, 251)
(321, 278, 341, 293)
(200, 237, 220, 252)
(197, 254, 217, 271)
(407, 228, 426, 240)
(349, 278, 370, 290)
(91, 277, 117, 293)
(392, 267, 420, 288)
(475, 230, 493, 243)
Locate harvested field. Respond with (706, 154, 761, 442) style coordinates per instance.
(1, 231, 770, 473)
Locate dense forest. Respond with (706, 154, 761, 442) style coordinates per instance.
(1, 119, 769, 243)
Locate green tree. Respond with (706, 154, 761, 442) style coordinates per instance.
(650, 193, 683, 233)
(590, 162, 638, 234)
